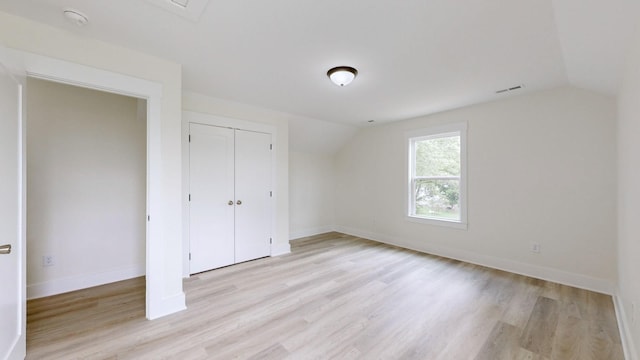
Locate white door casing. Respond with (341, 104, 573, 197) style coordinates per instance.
(234, 130, 272, 263)
(0, 45, 185, 321)
(189, 124, 235, 273)
(0, 51, 26, 360)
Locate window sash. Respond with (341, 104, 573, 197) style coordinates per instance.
(410, 178, 461, 219)
(407, 123, 466, 227)
(409, 132, 460, 179)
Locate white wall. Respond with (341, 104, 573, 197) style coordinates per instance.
(617, 22, 640, 360)
(289, 151, 335, 239)
(335, 86, 617, 293)
(26, 78, 145, 298)
(288, 116, 358, 155)
(287, 116, 356, 240)
(0, 11, 185, 317)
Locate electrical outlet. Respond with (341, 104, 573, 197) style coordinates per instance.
(42, 255, 55, 267)
(530, 242, 541, 253)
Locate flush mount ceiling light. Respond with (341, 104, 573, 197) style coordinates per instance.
(63, 9, 89, 26)
(327, 66, 358, 87)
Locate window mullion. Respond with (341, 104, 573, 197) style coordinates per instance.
(414, 176, 460, 181)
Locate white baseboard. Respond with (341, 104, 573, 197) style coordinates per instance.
(334, 225, 616, 295)
(614, 295, 639, 360)
(27, 264, 145, 300)
(289, 226, 334, 240)
(271, 242, 291, 256)
(147, 291, 186, 320)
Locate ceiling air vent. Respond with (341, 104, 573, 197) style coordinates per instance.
(495, 84, 525, 94)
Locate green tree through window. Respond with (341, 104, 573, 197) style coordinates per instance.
(414, 136, 460, 219)
(408, 124, 466, 225)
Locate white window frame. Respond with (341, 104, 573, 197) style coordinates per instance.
(406, 122, 467, 229)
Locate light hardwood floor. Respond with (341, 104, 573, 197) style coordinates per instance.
(27, 232, 624, 359)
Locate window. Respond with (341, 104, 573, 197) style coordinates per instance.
(407, 122, 467, 228)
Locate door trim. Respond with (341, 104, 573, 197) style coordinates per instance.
(0, 49, 26, 360)
(5, 47, 185, 320)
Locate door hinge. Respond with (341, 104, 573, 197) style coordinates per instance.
(189, 134, 191, 142)
(270, 238, 272, 244)
(189, 194, 191, 201)
(189, 253, 191, 260)
(270, 144, 273, 150)
(270, 191, 272, 197)
(147, 215, 150, 221)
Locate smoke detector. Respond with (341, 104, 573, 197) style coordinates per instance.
(63, 9, 89, 27)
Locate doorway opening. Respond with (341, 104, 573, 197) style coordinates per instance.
(25, 78, 147, 300)
(4, 46, 185, 325)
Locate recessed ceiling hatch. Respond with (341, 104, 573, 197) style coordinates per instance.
(171, 0, 189, 8)
(145, 0, 210, 22)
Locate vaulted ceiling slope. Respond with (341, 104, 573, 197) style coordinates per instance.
(0, 0, 636, 127)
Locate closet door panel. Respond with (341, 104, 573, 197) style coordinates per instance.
(189, 124, 235, 273)
(234, 130, 272, 263)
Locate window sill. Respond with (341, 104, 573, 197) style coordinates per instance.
(406, 215, 468, 230)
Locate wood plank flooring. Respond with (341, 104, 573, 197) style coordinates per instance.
(26, 232, 624, 359)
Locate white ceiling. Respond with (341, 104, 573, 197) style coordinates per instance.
(0, 0, 636, 129)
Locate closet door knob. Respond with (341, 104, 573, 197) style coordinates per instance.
(0, 244, 11, 255)
(236, 200, 242, 205)
(228, 200, 233, 206)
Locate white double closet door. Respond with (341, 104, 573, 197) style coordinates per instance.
(189, 123, 272, 274)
